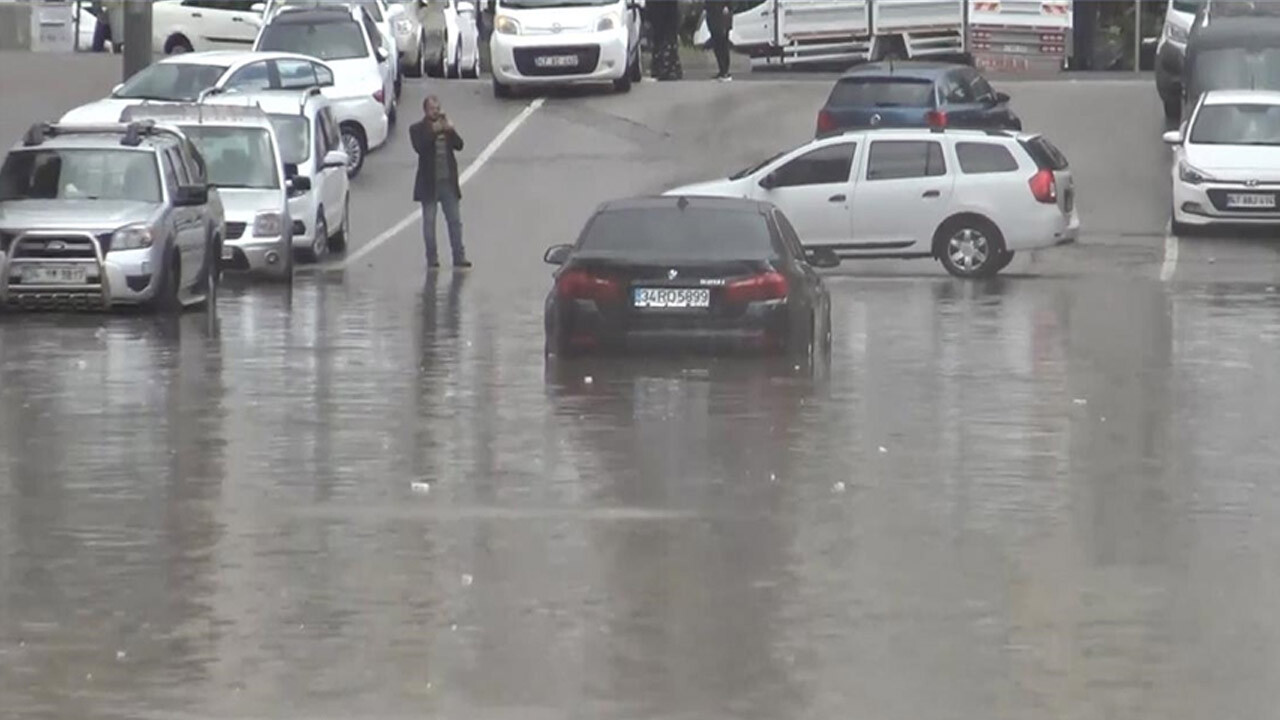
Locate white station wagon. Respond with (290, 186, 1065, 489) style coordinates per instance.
(667, 127, 1081, 279)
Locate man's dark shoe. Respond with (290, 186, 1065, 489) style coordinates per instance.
(454, 259, 472, 269)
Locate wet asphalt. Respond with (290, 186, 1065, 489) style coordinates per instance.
(5, 54, 1280, 719)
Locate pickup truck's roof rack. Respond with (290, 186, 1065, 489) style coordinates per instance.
(22, 120, 186, 148)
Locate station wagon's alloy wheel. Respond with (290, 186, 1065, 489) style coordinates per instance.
(310, 213, 329, 262)
(937, 217, 1006, 279)
(341, 127, 366, 177)
(329, 195, 350, 254)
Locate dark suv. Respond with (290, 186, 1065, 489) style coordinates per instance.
(815, 61, 1020, 137)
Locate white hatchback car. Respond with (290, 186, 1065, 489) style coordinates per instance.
(151, 0, 264, 54)
(1166, 89, 1280, 234)
(206, 87, 352, 261)
(666, 127, 1080, 278)
(254, 4, 397, 176)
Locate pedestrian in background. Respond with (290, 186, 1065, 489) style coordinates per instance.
(705, 0, 733, 81)
(410, 96, 471, 270)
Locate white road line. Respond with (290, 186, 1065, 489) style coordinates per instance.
(339, 97, 546, 268)
(1160, 219, 1179, 282)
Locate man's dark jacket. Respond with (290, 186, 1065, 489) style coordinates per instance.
(409, 119, 465, 201)
(706, 0, 734, 36)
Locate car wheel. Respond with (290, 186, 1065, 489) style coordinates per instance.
(935, 215, 1006, 279)
(493, 77, 511, 98)
(612, 64, 633, 92)
(1162, 92, 1181, 122)
(305, 211, 328, 263)
(329, 194, 350, 254)
(152, 250, 182, 313)
(165, 35, 193, 55)
(470, 51, 481, 79)
(407, 34, 425, 77)
(449, 44, 461, 78)
(1171, 205, 1196, 237)
(991, 249, 1015, 273)
(340, 124, 367, 178)
(627, 46, 643, 82)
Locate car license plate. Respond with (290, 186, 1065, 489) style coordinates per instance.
(1227, 193, 1276, 209)
(222, 245, 235, 260)
(20, 264, 87, 285)
(535, 54, 579, 68)
(633, 287, 710, 309)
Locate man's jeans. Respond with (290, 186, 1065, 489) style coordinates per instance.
(421, 187, 465, 265)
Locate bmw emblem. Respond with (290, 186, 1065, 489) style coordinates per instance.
(668, 268, 678, 280)
(552, 22, 562, 33)
(870, 113, 882, 126)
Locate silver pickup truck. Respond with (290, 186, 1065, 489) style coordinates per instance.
(0, 120, 224, 311)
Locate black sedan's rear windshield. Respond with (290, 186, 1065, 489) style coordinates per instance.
(577, 207, 778, 261)
(827, 77, 936, 107)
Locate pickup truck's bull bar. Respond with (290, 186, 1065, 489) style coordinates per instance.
(0, 231, 111, 311)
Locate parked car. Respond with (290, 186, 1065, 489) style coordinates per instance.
(151, 0, 264, 54)
(815, 61, 1021, 137)
(421, 0, 482, 78)
(1183, 14, 1280, 118)
(1165, 89, 1280, 234)
(253, 5, 398, 175)
(1155, 0, 1203, 121)
(542, 195, 832, 358)
(263, 0, 403, 95)
(120, 103, 300, 281)
(0, 121, 221, 311)
(205, 87, 352, 260)
(665, 127, 1078, 279)
(489, 0, 645, 98)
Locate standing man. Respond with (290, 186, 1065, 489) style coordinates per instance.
(705, 0, 734, 81)
(410, 95, 470, 270)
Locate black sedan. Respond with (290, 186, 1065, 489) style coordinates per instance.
(542, 195, 834, 357)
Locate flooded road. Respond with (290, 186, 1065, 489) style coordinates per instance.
(4, 273, 1280, 720)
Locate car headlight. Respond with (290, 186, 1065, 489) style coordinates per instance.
(395, 18, 413, 34)
(253, 211, 283, 237)
(596, 12, 620, 31)
(1179, 160, 1210, 185)
(110, 223, 152, 251)
(1167, 23, 1188, 45)
(494, 14, 520, 35)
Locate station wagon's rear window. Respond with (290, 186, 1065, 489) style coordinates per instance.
(827, 78, 935, 108)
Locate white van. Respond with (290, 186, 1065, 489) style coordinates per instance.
(488, 0, 644, 98)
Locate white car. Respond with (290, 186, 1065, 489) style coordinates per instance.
(665, 127, 1080, 279)
(206, 87, 352, 261)
(119, 103, 300, 281)
(253, 4, 397, 176)
(263, 0, 403, 95)
(1165, 89, 1280, 234)
(151, 0, 264, 54)
(489, 0, 644, 98)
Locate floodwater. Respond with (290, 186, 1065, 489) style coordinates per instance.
(3, 274, 1280, 720)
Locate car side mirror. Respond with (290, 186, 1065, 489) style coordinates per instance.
(250, 1, 265, 12)
(174, 184, 208, 206)
(994, 91, 1011, 104)
(387, 2, 405, 16)
(111, 82, 124, 96)
(1162, 129, 1184, 144)
(759, 172, 778, 190)
(323, 150, 349, 168)
(544, 244, 572, 265)
(284, 162, 299, 178)
(376, 48, 389, 63)
(805, 247, 841, 269)
(289, 175, 312, 192)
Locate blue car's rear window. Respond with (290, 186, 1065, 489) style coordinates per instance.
(827, 77, 936, 108)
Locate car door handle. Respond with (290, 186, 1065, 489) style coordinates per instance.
(232, 16, 244, 22)
(922, 190, 941, 198)
(191, 11, 202, 17)
(828, 194, 846, 202)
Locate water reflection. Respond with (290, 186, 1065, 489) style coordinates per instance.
(4, 274, 1280, 718)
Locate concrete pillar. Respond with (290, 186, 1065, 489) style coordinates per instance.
(0, 1, 33, 51)
(120, 0, 150, 81)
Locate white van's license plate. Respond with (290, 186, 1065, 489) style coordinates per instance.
(535, 55, 578, 68)
(634, 288, 710, 309)
(1227, 193, 1276, 208)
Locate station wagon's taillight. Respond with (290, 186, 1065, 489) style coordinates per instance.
(1028, 168, 1057, 204)
(816, 109, 836, 135)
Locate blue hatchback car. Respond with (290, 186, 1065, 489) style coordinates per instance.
(815, 61, 1022, 136)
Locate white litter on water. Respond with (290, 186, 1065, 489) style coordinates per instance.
(115, 650, 126, 660)
(878, 446, 887, 453)
(584, 376, 593, 384)
(410, 482, 431, 494)
(769, 472, 777, 482)
(461, 573, 473, 587)
(1073, 398, 1087, 405)
(832, 481, 846, 493)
